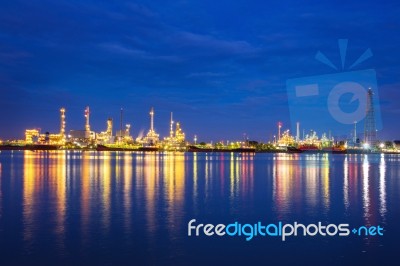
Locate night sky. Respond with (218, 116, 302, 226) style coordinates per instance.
(0, 0, 399, 142)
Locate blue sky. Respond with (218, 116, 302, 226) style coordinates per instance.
(0, 0, 399, 141)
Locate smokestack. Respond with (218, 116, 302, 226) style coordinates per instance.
(84, 106, 90, 133)
(278, 122, 282, 141)
(60, 108, 66, 138)
(296, 122, 300, 142)
(150, 107, 154, 131)
(170, 112, 174, 138)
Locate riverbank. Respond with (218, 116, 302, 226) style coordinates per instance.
(0, 144, 399, 154)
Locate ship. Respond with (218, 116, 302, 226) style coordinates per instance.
(0, 144, 60, 151)
(298, 144, 320, 153)
(322, 147, 347, 154)
(187, 145, 213, 152)
(96, 144, 140, 152)
(188, 145, 255, 153)
(139, 146, 160, 152)
(286, 146, 303, 153)
(96, 144, 161, 152)
(232, 147, 256, 153)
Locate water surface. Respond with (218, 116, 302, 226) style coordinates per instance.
(0, 151, 399, 265)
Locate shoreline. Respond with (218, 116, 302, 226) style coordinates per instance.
(0, 145, 398, 155)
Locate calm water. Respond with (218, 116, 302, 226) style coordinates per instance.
(0, 151, 399, 265)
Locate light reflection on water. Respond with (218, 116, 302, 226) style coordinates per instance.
(0, 150, 399, 265)
(22, 152, 67, 256)
(362, 155, 370, 226)
(379, 154, 387, 220)
(272, 153, 331, 220)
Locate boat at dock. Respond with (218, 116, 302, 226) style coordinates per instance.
(96, 144, 141, 152)
(298, 144, 321, 153)
(322, 147, 347, 154)
(0, 144, 60, 151)
(232, 147, 256, 153)
(139, 146, 160, 152)
(187, 145, 213, 152)
(96, 144, 161, 152)
(187, 145, 255, 153)
(286, 146, 303, 153)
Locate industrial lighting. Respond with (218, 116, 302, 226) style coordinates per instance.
(379, 143, 385, 149)
(363, 143, 370, 149)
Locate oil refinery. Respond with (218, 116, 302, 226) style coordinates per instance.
(1, 106, 192, 152)
(0, 100, 399, 153)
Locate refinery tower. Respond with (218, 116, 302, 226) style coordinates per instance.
(364, 88, 377, 146)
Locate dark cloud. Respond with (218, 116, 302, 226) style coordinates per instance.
(0, 0, 399, 140)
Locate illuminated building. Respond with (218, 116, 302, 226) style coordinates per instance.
(68, 106, 95, 144)
(277, 130, 295, 147)
(303, 130, 319, 145)
(140, 107, 159, 146)
(163, 112, 186, 150)
(69, 130, 88, 140)
(11, 105, 396, 151)
(45, 107, 67, 145)
(25, 129, 40, 144)
(320, 133, 333, 148)
(47, 134, 61, 144)
(175, 122, 185, 143)
(107, 118, 112, 136)
(125, 124, 132, 141)
(116, 124, 134, 143)
(97, 118, 115, 144)
(296, 130, 336, 150)
(23, 107, 67, 145)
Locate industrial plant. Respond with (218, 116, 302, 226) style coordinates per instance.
(0, 88, 399, 153)
(3, 106, 189, 152)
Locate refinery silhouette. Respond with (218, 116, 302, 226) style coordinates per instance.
(0, 89, 399, 153)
